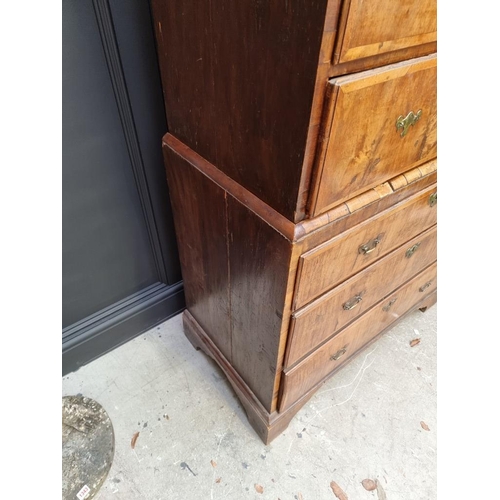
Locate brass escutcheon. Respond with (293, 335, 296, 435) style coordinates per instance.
(419, 280, 433, 292)
(396, 109, 422, 137)
(405, 242, 421, 258)
(383, 297, 398, 312)
(330, 346, 348, 361)
(359, 235, 382, 255)
(429, 192, 437, 207)
(343, 293, 363, 311)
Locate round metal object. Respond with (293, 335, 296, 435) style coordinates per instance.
(62, 396, 115, 500)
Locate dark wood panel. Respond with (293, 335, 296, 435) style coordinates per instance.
(164, 137, 298, 413)
(228, 196, 293, 412)
(152, 0, 329, 221)
(163, 135, 296, 241)
(163, 144, 232, 360)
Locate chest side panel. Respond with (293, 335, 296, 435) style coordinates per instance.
(152, 0, 329, 221)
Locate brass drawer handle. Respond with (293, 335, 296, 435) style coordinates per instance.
(330, 346, 348, 361)
(429, 192, 437, 207)
(359, 235, 382, 255)
(343, 294, 363, 311)
(419, 280, 433, 292)
(405, 242, 421, 258)
(383, 297, 397, 312)
(396, 109, 422, 137)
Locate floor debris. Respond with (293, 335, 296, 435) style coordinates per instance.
(330, 481, 348, 500)
(362, 478, 377, 491)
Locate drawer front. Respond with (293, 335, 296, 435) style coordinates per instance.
(279, 263, 437, 411)
(313, 54, 436, 216)
(294, 184, 437, 309)
(286, 226, 436, 367)
(335, 0, 436, 65)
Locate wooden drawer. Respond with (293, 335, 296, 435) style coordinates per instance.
(279, 263, 437, 411)
(334, 0, 436, 66)
(311, 54, 437, 217)
(286, 225, 436, 367)
(294, 184, 437, 309)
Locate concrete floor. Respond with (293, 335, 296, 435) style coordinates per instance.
(62, 305, 437, 500)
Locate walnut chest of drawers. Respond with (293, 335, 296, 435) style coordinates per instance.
(152, 0, 437, 443)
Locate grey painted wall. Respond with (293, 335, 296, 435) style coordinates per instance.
(62, 0, 184, 373)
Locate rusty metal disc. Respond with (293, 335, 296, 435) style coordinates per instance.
(62, 396, 114, 500)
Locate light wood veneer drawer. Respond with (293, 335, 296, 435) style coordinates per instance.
(333, 0, 436, 65)
(286, 225, 436, 367)
(311, 54, 436, 217)
(294, 184, 437, 309)
(279, 263, 437, 411)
